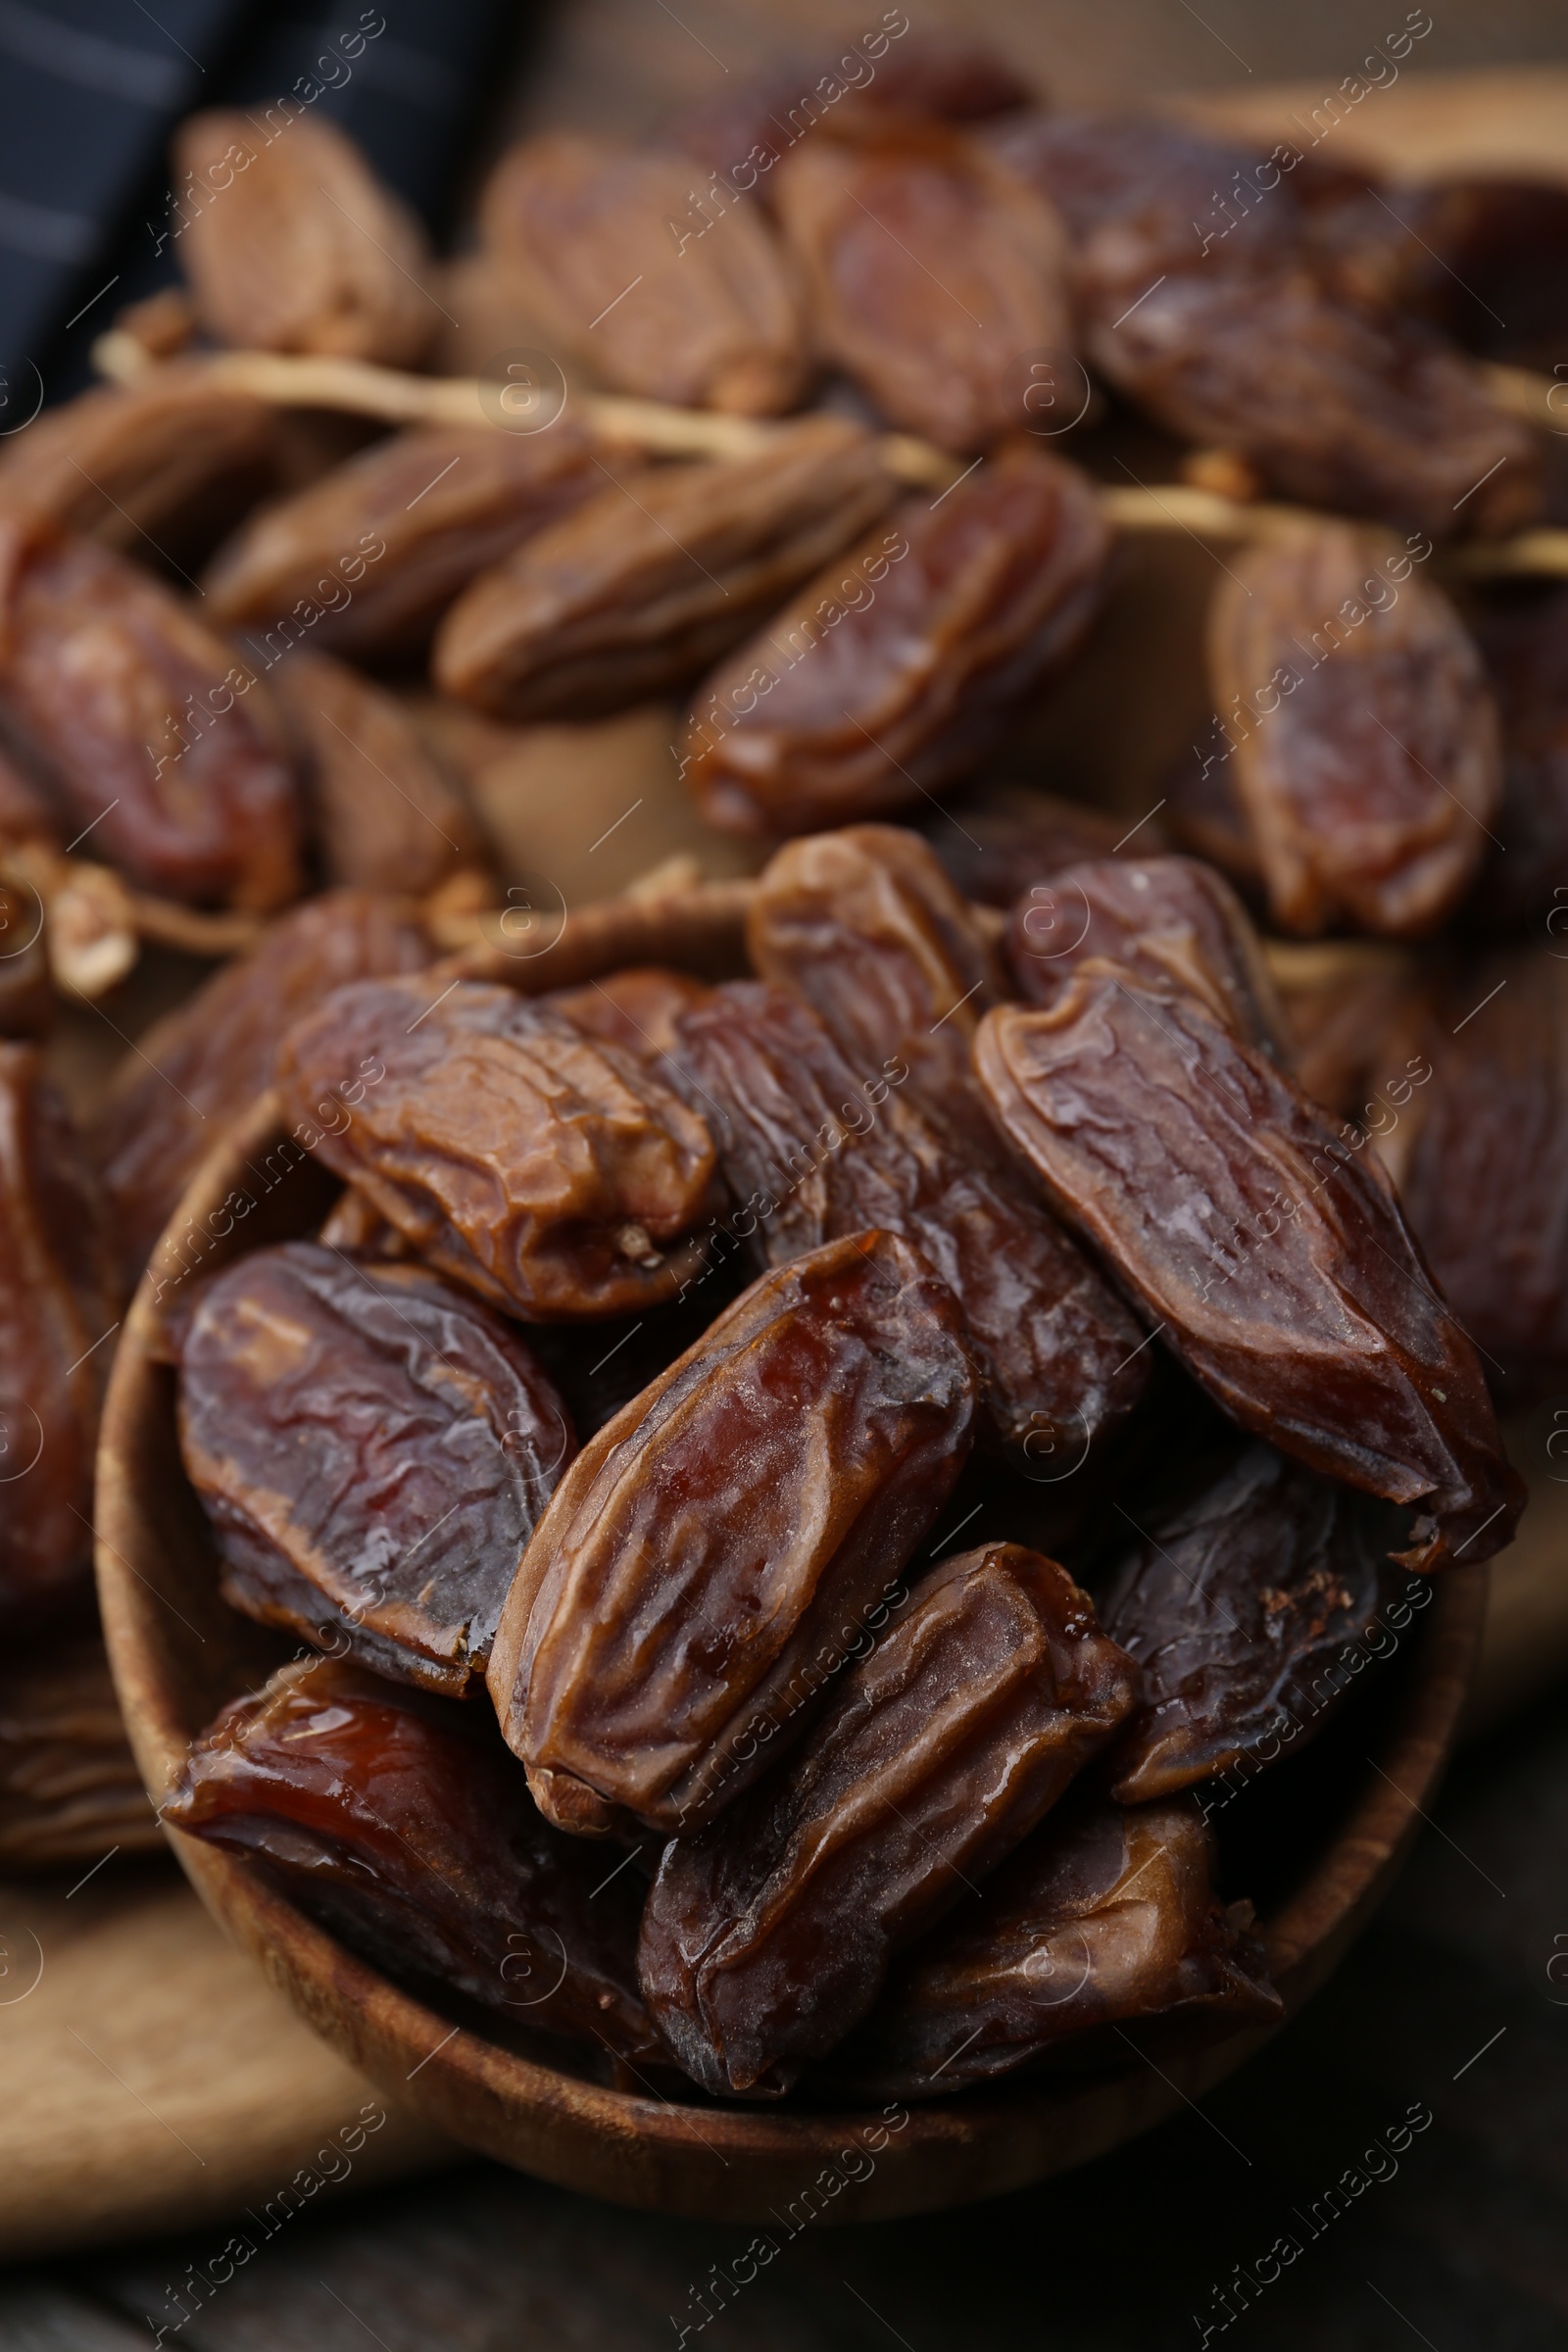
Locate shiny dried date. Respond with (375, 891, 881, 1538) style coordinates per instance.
(772, 128, 1074, 454)
(0, 527, 301, 909)
(177, 1243, 575, 1694)
(433, 418, 898, 720)
(974, 977, 1523, 1570)
(824, 1792, 1280, 2098)
(203, 423, 600, 662)
(479, 133, 807, 416)
(1206, 524, 1502, 938)
(681, 442, 1111, 836)
(0, 1044, 118, 1626)
(488, 1230, 978, 1838)
(636, 1542, 1139, 2096)
(273, 977, 717, 1320)
(1005, 855, 1288, 1056)
(166, 1658, 663, 2066)
(675, 981, 1150, 1464)
(89, 889, 431, 1285)
(1100, 1442, 1405, 1802)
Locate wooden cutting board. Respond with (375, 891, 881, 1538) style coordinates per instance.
(5, 51, 1568, 2263)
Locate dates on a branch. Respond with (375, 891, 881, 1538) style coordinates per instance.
(996, 113, 1539, 539)
(204, 424, 600, 662)
(1206, 526, 1502, 938)
(0, 529, 301, 910)
(772, 130, 1074, 453)
(177, 1244, 575, 1694)
(166, 1658, 663, 2064)
(268, 649, 481, 895)
(172, 111, 438, 366)
(1005, 855, 1288, 1056)
(676, 982, 1151, 1463)
(636, 1542, 1139, 2096)
(681, 443, 1111, 836)
(827, 1794, 1281, 2097)
(974, 978, 1523, 1570)
(479, 134, 807, 415)
(274, 978, 717, 1320)
(488, 1231, 978, 1838)
(433, 418, 898, 720)
(90, 889, 430, 1285)
(0, 1045, 118, 1626)
(1100, 1443, 1403, 1802)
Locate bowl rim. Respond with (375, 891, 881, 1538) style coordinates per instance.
(95, 880, 1489, 2224)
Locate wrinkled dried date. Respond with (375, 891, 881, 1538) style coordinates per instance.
(681, 442, 1111, 836)
(637, 1542, 1139, 2096)
(975, 976, 1523, 1570)
(90, 890, 431, 1284)
(479, 134, 807, 415)
(172, 111, 437, 366)
(204, 423, 600, 662)
(996, 113, 1539, 539)
(178, 1243, 575, 1694)
(167, 1657, 663, 2063)
(1385, 950, 1568, 1394)
(1206, 525, 1501, 937)
(1100, 1442, 1405, 1802)
(274, 978, 717, 1319)
(1005, 855, 1288, 1055)
(434, 418, 898, 719)
(0, 1045, 118, 1626)
(747, 824, 1007, 1122)
(772, 128, 1073, 453)
(488, 1230, 978, 1838)
(268, 649, 480, 895)
(675, 981, 1150, 1463)
(824, 1792, 1280, 2096)
(0, 528, 301, 909)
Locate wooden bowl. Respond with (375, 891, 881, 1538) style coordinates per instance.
(96, 880, 1488, 2224)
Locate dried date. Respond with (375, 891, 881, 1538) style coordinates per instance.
(166, 1657, 663, 2064)
(675, 981, 1151, 1463)
(636, 1542, 1139, 2096)
(1100, 1442, 1405, 1802)
(0, 368, 280, 563)
(172, 111, 437, 365)
(487, 1230, 978, 1838)
(268, 649, 481, 895)
(1206, 525, 1501, 937)
(479, 134, 807, 415)
(177, 1243, 575, 1695)
(90, 889, 431, 1284)
(772, 128, 1073, 454)
(825, 1793, 1280, 2097)
(681, 442, 1111, 836)
(0, 1045, 118, 1625)
(273, 978, 717, 1319)
(974, 976, 1524, 1569)
(0, 527, 301, 909)
(433, 418, 898, 720)
(204, 423, 600, 662)
(746, 823, 1007, 1122)
(547, 966, 715, 1064)
(1005, 854, 1288, 1056)
(996, 114, 1539, 538)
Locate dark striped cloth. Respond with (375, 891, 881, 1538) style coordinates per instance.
(0, 0, 522, 413)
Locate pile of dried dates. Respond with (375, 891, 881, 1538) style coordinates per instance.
(0, 33, 1561, 2101)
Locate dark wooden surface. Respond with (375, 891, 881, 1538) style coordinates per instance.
(2, 1682, 1564, 2350)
